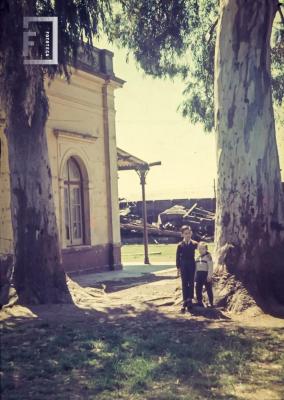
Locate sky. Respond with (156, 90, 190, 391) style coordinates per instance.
(96, 40, 217, 201)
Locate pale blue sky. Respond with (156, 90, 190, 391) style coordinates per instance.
(97, 40, 217, 201)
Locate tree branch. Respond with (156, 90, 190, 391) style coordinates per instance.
(278, 3, 284, 25)
(206, 17, 219, 43)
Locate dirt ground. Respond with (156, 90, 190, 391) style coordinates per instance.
(2, 267, 284, 328)
(1, 268, 284, 400)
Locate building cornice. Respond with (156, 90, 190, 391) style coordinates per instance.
(73, 44, 125, 88)
(54, 128, 98, 143)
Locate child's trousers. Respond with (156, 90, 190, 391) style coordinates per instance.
(195, 271, 213, 305)
(180, 265, 195, 306)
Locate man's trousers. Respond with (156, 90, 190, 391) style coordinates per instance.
(180, 264, 195, 306)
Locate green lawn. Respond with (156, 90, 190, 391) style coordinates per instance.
(2, 317, 284, 399)
(121, 243, 215, 263)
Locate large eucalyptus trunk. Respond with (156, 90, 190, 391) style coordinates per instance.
(214, 0, 284, 310)
(5, 67, 71, 304)
(0, 1, 71, 305)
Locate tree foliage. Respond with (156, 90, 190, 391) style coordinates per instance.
(271, 17, 284, 106)
(110, 0, 284, 131)
(1, 1, 283, 130)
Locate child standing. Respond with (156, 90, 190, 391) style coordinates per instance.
(195, 242, 214, 307)
(176, 225, 198, 313)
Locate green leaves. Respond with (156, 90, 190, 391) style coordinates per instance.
(111, 0, 284, 131)
(271, 21, 284, 106)
(110, 0, 218, 131)
(110, 0, 195, 78)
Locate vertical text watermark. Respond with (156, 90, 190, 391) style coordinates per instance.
(23, 17, 58, 65)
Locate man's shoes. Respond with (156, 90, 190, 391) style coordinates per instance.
(187, 300, 193, 311)
(180, 306, 186, 314)
(196, 302, 205, 308)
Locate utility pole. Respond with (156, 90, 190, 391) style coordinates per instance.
(136, 161, 161, 265)
(139, 169, 150, 264)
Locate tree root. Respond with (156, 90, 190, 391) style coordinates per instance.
(0, 254, 72, 307)
(0, 284, 18, 309)
(0, 254, 16, 308)
(213, 272, 258, 313)
(214, 242, 284, 315)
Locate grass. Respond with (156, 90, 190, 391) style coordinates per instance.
(1, 315, 284, 400)
(121, 243, 215, 264)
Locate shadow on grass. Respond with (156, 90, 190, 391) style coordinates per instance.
(2, 301, 284, 400)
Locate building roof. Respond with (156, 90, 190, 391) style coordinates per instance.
(117, 147, 149, 171)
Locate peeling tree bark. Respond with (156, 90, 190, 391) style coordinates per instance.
(214, 0, 284, 310)
(4, 66, 71, 305)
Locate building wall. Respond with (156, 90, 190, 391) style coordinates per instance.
(0, 64, 123, 273)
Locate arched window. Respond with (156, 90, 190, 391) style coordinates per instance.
(63, 157, 84, 246)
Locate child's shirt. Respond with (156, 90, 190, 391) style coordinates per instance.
(176, 240, 198, 268)
(195, 252, 213, 278)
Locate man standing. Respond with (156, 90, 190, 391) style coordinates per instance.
(176, 225, 198, 313)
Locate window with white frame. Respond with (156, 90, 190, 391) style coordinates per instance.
(63, 157, 84, 246)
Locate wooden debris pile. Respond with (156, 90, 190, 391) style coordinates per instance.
(158, 203, 215, 241)
(119, 200, 215, 243)
(119, 201, 180, 242)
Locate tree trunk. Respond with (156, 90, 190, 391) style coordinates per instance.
(214, 0, 284, 311)
(4, 65, 71, 305)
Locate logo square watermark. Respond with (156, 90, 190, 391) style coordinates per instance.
(23, 16, 58, 65)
